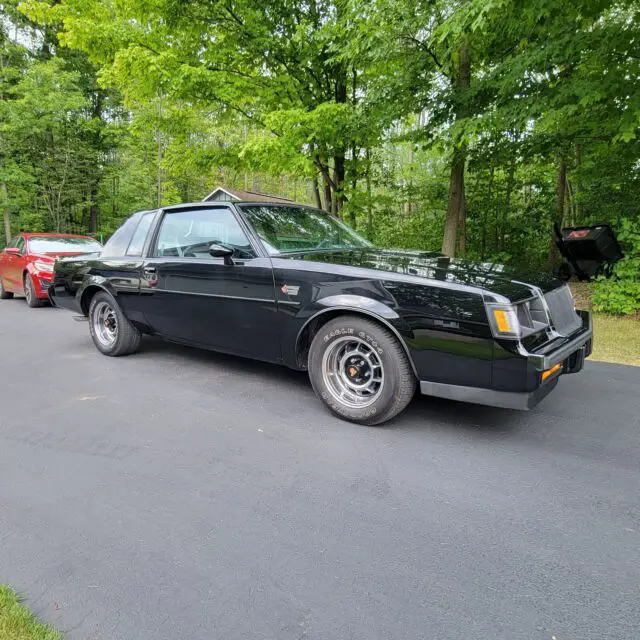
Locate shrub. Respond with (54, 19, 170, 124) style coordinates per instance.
(592, 218, 640, 316)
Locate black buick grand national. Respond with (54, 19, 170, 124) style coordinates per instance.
(49, 202, 592, 425)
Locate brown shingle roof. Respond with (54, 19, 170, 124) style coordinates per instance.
(204, 186, 294, 204)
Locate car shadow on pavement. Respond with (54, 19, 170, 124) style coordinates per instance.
(139, 335, 529, 433)
(138, 335, 311, 388)
(138, 335, 524, 434)
(395, 394, 522, 434)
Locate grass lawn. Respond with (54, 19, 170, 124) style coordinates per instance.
(569, 282, 640, 366)
(592, 314, 640, 366)
(0, 586, 61, 640)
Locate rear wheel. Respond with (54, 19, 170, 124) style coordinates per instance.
(24, 274, 44, 308)
(308, 315, 416, 425)
(0, 278, 13, 299)
(88, 291, 141, 356)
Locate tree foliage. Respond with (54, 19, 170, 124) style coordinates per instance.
(0, 0, 638, 312)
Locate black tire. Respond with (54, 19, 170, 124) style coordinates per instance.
(24, 273, 44, 307)
(308, 315, 417, 425)
(0, 278, 13, 299)
(88, 291, 141, 356)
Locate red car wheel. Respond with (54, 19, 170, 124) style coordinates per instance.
(24, 274, 44, 308)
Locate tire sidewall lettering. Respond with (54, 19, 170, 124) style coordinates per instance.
(325, 326, 384, 355)
(324, 327, 354, 342)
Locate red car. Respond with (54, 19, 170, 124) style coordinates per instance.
(0, 232, 102, 307)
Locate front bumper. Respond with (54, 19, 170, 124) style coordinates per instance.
(419, 378, 560, 410)
(525, 310, 593, 370)
(420, 311, 592, 411)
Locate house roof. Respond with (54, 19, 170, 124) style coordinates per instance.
(203, 186, 294, 204)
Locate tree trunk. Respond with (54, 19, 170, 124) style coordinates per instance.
(442, 147, 465, 257)
(404, 143, 413, 216)
(312, 174, 322, 210)
(566, 178, 575, 226)
(333, 153, 345, 216)
(349, 141, 358, 229)
(332, 55, 348, 217)
(1, 182, 10, 244)
(442, 42, 470, 257)
(574, 143, 583, 222)
(548, 155, 567, 268)
(88, 91, 103, 234)
(89, 184, 99, 233)
(156, 131, 163, 208)
(500, 156, 516, 251)
(366, 148, 373, 239)
(320, 159, 332, 212)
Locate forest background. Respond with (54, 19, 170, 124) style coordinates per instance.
(1, 0, 639, 315)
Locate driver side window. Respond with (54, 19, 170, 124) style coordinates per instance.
(154, 208, 255, 259)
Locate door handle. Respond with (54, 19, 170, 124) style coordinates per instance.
(143, 266, 157, 278)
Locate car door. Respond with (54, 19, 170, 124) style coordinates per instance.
(139, 205, 281, 362)
(5, 236, 27, 291)
(0, 237, 15, 286)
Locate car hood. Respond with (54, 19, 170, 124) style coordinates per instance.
(281, 248, 561, 301)
(31, 251, 99, 261)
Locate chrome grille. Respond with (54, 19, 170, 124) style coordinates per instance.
(544, 286, 581, 336)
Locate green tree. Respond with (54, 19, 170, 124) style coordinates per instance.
(24, 0, 390, 219)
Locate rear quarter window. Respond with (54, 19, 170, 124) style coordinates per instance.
(126, 212, 155, 256)
(101, 212, 152, 257)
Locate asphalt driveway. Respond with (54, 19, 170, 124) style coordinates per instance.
(1, 301, 639, 640)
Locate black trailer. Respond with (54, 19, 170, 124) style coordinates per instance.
(554, 223, 623, 281)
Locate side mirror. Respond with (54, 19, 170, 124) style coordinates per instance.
(209, 243, 234, 266)
(5, 247, 20, 255)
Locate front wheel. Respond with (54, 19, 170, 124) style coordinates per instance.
(308, 315, 417, 425)
(88, 291, 141, 356)
(24, 274, 44, 307)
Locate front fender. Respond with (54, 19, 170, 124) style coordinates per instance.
(25, 262, 47, 281)
(290, 295, 417, 374)
(314, 294, 400, 320)
(24, 263, 49, 297)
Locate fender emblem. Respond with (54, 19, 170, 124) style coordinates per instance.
(281, 284, 300, 296)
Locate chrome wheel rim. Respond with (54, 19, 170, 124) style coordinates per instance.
(321, 336, 384, 408)
(24, 277, 33, 304)
(93, 301, 118, 347)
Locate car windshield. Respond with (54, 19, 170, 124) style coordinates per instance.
(240, 205, 373, 255)
(28, 236, 102, 254)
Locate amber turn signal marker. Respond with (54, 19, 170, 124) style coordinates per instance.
(541, 363, 562, 382)
(493, 309, 511, 333)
